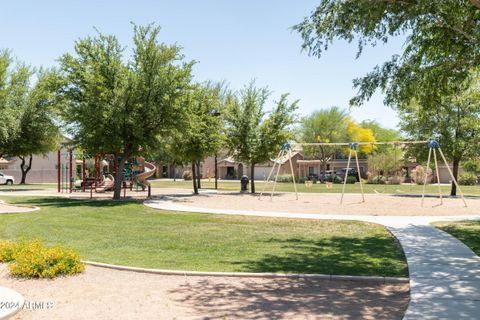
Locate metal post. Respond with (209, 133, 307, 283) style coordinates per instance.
(438, 147, 467, 207)
(69, 149, 73, 193)
(214, 155, 218, 190)
(259, 149, 282, 200)
(82, 157, 86, 192)
(288, 148, 298, 200)
(340, 148, 353, 205)
(432, 148, 443, 206)
(270, 149, 284, 201)
(354, 150, 365, 203)
(421, 147, 432, 207)
(57, 150, 61, 193)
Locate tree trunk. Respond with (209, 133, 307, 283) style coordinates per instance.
(192, 162, 198, 194)
(19, 155, 33, 184)
(113, 155, 127, 200)
(196, 160, 201, 189)
(250, 162, 255, 193)
(450, 157, 460, 196)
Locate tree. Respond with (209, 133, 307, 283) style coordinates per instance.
(0, 50, 30, 157)
(299, 107, 349, 175)
(360, 120, 402, 142)
(58, 24, 193, 199)
(398, 72, 480, 195)
(168, 83, 226, 194)
(226, 82, 298, 193)
(294, 1, 480, 194)
(4, 70, 60, 183)
(298, 107, 375, 175)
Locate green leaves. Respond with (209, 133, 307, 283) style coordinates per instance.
(58, 24, 194, 157)
(225, 81, 298, 165)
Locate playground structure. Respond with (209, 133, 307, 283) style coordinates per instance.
(259, 139, 467, 208)
(57, 150, 156, 197)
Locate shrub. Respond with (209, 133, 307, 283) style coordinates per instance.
(325, 175, 343, 184)
(276, 175, 294, 183)
(369, 175, 386, 185)
(0, 239, 84, 279)
(182, 171, 192, 180)
(0, 240, 16, 262)
(387, 175, 404, 185)
(411, 165, 433, 185)
(298, 176, 307, 184)
(459, 172, 477, 186)
(345, 176, 357, 184)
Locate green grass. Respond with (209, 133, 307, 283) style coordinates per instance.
(433, 220, 480, 255)
(0, 183, 57, 189)
(150, 179, 480, 196)
(0, 196, 407, 277)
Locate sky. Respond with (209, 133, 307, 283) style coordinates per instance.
(1, 0, 405, 128)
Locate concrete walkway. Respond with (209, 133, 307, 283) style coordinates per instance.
(145, 198, 480, 320)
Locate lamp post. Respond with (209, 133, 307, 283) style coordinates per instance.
(209, 109, 222, 190)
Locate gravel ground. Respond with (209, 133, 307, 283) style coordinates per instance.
(174, 192, 477, 216)
(0, 264, 409, 320)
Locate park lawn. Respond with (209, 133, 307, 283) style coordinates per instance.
(150, 179, 480, 196)
(0, 183, 57, 189)
(0, 196, 407, 277)
(432, 220, 480, 256)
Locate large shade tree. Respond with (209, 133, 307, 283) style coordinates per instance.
(399, 72, 480, 195)
(58, 24, 193, 199)
(168, 83, 226, 194)
(0, 50, 29, 157)
(226, 82, 298, 193)
(294, 0, 480, 195)
(4, 70, 60, 183)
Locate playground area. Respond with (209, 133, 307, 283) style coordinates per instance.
(160, 192, 479, 216)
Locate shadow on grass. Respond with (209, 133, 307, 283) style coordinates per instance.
(6, 197, 141, 209)
(233, 236, 408, 277)
(169, 276, 409, 320)
(436, 221, 480, 255)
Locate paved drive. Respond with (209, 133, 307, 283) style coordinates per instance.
(145, 198, 480, 320)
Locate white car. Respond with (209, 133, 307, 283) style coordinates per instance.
(0, 172, 14, 185)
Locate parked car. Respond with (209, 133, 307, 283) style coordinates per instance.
(0, 172, 14, 185)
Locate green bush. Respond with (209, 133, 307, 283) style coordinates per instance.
(182, 171, 193, 181)
(324, 175, 342, 184)
(0, 239, 84, 279)
(298, 176, 307, 184)
(368, 175, 386, 185)
(459, 172, 477, 186)
(276, 175, 294, 183)
(345, 176, 357, 184)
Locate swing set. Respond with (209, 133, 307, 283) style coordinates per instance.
(258, 139, 467, 208)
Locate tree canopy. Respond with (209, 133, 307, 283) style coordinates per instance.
(0, 50, 29, 156)
(58, 24, 193, 199)
(294, 1, 480, 110)
(3, 69, 60, 183)
(225, 82, 298, 193)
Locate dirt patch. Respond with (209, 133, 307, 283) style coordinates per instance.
(0, 264, 408, 320)
(0, 201, 38, 214)
(177, 192, 478, 216)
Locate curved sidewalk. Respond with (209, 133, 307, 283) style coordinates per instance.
(145, 198, 480, 320)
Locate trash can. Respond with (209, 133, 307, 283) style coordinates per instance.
(240, 175, 249, 192)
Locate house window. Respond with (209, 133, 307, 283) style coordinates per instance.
(308, 167, 315, 175)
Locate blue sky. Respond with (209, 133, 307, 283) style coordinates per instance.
(1, 0, 404, 128)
